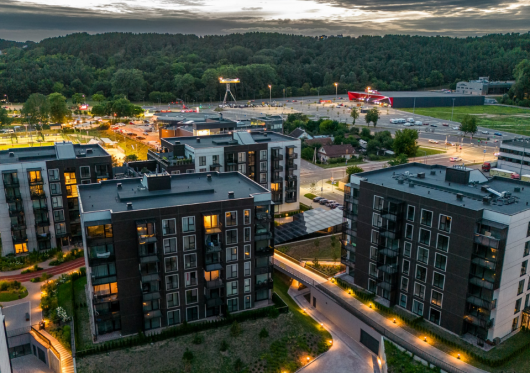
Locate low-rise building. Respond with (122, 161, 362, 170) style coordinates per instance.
(497, 138, 530, 176)
(318, 144, 355, 162)
(342, 164, 530, 342)
(456, 77, 514, 96)
(79, 172, 274, 337)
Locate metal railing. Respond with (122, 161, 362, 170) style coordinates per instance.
(30, 326, 62, 371)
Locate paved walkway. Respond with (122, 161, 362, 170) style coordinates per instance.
(31, 328, 74, 373)
(273, 254, 328, 285)
(288, 285, 375, 373)
(0, 257, 85, 282)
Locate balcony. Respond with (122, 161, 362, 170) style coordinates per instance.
(140, 273, 160, 283)
(379, 248, 399, 258)
(474, 233, 500, 249)
(464, 314, 493, 329)
(3, 178, 19, 187)
(33, 204, 48, 212)
(377, 264, 398, 275)
(205, 279, 224, 289)
(286, 152, 298, 159)
(256, 212, 273, 223)
(377, 280, 395, 292)
(344, 194, 354, 203)
(11, 221, 26, 231)
(30, 191, 46, 200)
(139, 255, 159, 264)
(205, 257, 224, 272)
(345, 211, 358, 221)
(96, 171, 109, 179)
(285, 195, 297, 203)
(206, 297, 224, 307)
(143, 292, 161, 302)
(379, 228, 400, 240)
(272, 164, 284, 172)
(471, 257, 496, 271)
(95, 310, 121, 322)
(28, 178, 43, 185)
(93, 293, 119, 305)
(286, 163, 298, 170)
(341, 256, 355, 267)
(9, 207, 24, 217)
(256, 278, 273, 290)
(256, 246, 274, 257)
(285, 185, 297, 193)
(287, 175, 297, 181)
(254, 231, 272, 241)
(35, 219, 50, 227)
(271, 175, 283, 183)
(469, 275, 494, 290)
(55, 230, 68, 238)
(466, 294, 495, 310)
(91, 274, 117, 286)
(144, 309, 162, 320)
(272, 194, 283, 203)
(37, 233, 51, 241)
(272, 153, 284, 161)
(344, 243, 355, 253)
(5, 194, 22, 203)
(138, 234, 157, 244)
(255, 264, 273, 275)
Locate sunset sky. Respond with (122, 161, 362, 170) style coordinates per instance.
(1, 0, 530, 41)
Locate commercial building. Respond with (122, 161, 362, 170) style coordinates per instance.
(347, 91, 485, 108)
(0, 142, 112, 255)
(79, 172, 274, 337)
(496, 138, 530, 176)
(249, 116, 283, 132)
(342, 164, 530, 342)
(456, 77, 514, 96)
(147, 131, 301, 214)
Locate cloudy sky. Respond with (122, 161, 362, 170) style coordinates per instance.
(1, 0, 530, 42)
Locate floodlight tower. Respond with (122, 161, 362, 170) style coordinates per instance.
(219, 77, 240, 105)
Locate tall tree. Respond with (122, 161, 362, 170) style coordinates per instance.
(48, 93, 70, 123)
(111, 69, 145, 101)
(0, 107, 11, 126)
(393, 129, 419, 157)
(365, 108, 380, 127)
(460, 114, 478, 136)
(350, 107, 359, 125)
(22, 93, 50, 124)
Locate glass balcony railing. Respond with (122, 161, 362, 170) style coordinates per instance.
(474, 233, 500, 249)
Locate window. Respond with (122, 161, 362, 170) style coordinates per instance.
(55, 223, 66, 235)
(512, 316, 519, 331)
(15, 243, 28, 254)
(368, 279, 377, 293)
(225, 211, 237, 226)
(48, 169, 59, 181)
(244, 295, 252, 310)
(64, 172, 76, 185)
(185, 271, 197, 287)
(244, 245, 251, 259)
(369, 263, 378, 277)
(260, 161, 267, 172)
(244, 227, 251, 242)
(527, 222, 530, 237)
(213, 155, 219, 164)
(238, 164, 246, 174)
(521, 261, 528, 277)
(80, 166, 90, 178)
(183, 235, 196, 251)
(260, 150, 267, 161)
(414, 283, 425, 300)
(373, 196, 384, 211)
(260, 173, 267, 184)
(518, 279, 525, 295)
(162, 219, 176, 235)
(165, 256, 178, 273)
(227, 264, 238, 279)
(204, 215, 219, 228)
(167, 292, 179, 308)
(403, 242, 412, 258)
(166, 275, 179, 290)
(244, 261, 251, 276)
(371, 230, 380, 245)
(186, 306, 199, 322)
(182, 217, 195, 233)
(370, 246, 378, 261)
(429, 308, 441, 325)
(432, 272, 445, 290)
(244, 210, 251, 225)
(434, 253, 447, 271)
(412, 300, 424, 316)
(226, 247, 238, 262)
(186, 289, 198, 304)
(226, 229, 237, 245)
(50, 183, 61, 195)
(399, 293, 407, 308)
(53, 210, 65, 222)
(401, 277, 409, 291)
(431, 290, 443, 307)
(436, 234, 449, 252)
(51, 196, 63, 208)
(163, 238, 177, 254)
(439, 215, 452, 232)
(244, 278, 251, 293)
(525, 241, 530, 257)
(515, 298, 522, 314)
(417, 247, 429, 264)
(372, 213, 382, 227)
(402, 260, 410, 276)
(238, 152, 246, 163)
(419, 229, 431, 246)
(65, 185, 78, 198)
(184, 254, 197, 269)
(167, 310, 180, 326)
(227, 297, 238, 312)
(415, 265, 427, 282)
(420, 209, 433, 227)
(144, 317, 161, 330)
(199, 156, 206, 166)
(405, 224, 413, 240)
(227, 281, 238, 296)
(406, 205, 415, 221)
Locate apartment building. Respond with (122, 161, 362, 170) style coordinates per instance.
(496, 138, 530, 176)
(342, 164, 530, 342)
(146, 131, 301, 214)
(78, 172, 274, 337)
(0, 142, 112, 255)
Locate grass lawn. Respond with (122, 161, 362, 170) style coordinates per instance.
(276, 235, 341, 261)
(304, 193, 317, 200)
(416, 146, 446, 156)
(0, 288, 28, 302)
(401, 106, 530, 136)
(57, 281, 74, 318)
(313, 159, 364, 169)
(384, 339, 438, 372)
(77, 273, 331, 373)
(72, 277, 93, 351)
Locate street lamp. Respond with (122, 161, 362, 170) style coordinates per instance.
(268, 85, 272, 106)
(451, 98, 456, 121)
(334, 83, 338, 101)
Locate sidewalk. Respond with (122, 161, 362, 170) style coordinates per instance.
(0, 257, 85, 282)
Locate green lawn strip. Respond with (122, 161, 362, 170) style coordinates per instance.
(72, 277, 92, 350)
(304, 193, 317, 200)
(276, 236, 341, 261)
(0, 289, 28, 302)
(384, 339, 438, 372)
(416, 147, 446, 156)
(313, 160, 365, 169)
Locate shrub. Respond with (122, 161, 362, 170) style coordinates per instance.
(234, 358, 244, 372)
(230, 321, 241, 337)
(268, 307, 280, 319)
(182, 348, 194, 363)
(259, 328, 269, 339)
(220, 340, 228, 352)
(191, 334, 204, 345)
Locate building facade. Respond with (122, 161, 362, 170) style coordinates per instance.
(342, 164, 530, 342)
(0, 143, 112, 255)
(79, 172, 274, 338)
(456, 77, 514, 96)
(147, 131, 301, 214)
(497, 138, 530, 176)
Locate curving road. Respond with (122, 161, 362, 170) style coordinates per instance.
(0, 257, 85, 282)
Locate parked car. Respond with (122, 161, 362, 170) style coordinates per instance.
(313, 196, 324, 202)
(452, 126, 460, 130)
(430, 124, 437, 127)
(450, 157, 462, 162)
(136, 136, 146, 140)
(481, 130, 489, 134)
(325, 200, 337, 207)
(442, 123, 449, 126)
(428, 139, 439, 144)
(407, 118, 415, 123)
(494, 132, 503, 136)
(319, 199, 329, 205)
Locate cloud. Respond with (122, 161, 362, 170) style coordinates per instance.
(241, 7, 263, 11)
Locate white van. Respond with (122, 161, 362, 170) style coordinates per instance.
(407, 118, 415, 123)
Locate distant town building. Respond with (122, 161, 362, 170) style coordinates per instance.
(456, 77, 514, 95)
(288, 128, 313, 140)
(497, 139, 530, 176)
(318, 144, 355, 162)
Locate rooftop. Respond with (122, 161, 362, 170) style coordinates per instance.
(352, 91, 483, 98)
(354, 163, 530, 215)
(163, 131, 298, 149)
(500, 138, 530, 149)
(0, 142, 110, 164)
(78, 171, 270, 213)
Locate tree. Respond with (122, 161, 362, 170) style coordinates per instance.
(508, 59, 530, 106)
(393, 128, 419, 157)
(301, 147, 314, 161)
(92, 93, 105, 103)
(22, 93, 50, 124)
(175, 74, 196, 101)
(48, 93, 70, 124)
(319, 119, 338, 134)
(365, 108, 380, 127)
(111, 69, 145, 101)
(346, 165, 364, 175)
(0, 107, 11, 126)
(71, 93, 85, 104)
(460, 114, 478, 136)
(52, 82, 64, 93)
(388, 153, 409, 166)
(350, 107, 359, 125)
(125, 154, 138, 162)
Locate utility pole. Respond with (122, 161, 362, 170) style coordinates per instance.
(268, 85, 272, 107)
(413, 97, 416, 114)
(451, 98, 456, 121)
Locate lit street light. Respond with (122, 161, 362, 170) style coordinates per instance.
(334, 83, 338, 101)
(268, 85, 272, 106)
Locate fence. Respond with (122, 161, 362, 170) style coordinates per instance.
(316, 284, 468, 373)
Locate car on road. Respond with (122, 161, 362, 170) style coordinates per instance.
(494, 132, 503, 136)
(445, 142, 456, 146)
(430, 124, 437, 127)
(452, 126, 460, 130)
(404, 123, 412, 126)
(415, 121, 423, 126)
(325, 200, 337, 207)
(450, 157, 462, 162)
(407, 118, 415, 123)
(319, 199, 329, 205)
(143, 132, 149, 135)
(428, 139, 439, 144)
(442, 123, 449, 126)
(313, 196, 324, 202)
(136, 136, 146, 140)
(481, 130, 489, 134)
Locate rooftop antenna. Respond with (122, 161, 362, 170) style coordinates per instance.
(219, 77, 240, 105)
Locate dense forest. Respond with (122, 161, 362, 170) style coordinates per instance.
(1, 32, 529, 103)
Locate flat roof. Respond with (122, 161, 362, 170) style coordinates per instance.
(376, 91, 478, 98)
(79, 171, 270, 213)
(0, 143, 110, 164)
(355, 163, 530, 215)
(163, 131, 298, 149)
(500, 139, 530, 149)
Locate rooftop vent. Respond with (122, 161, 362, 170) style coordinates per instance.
(127, 202, 133, 210)
(430, 170, 436, 175)
(417, 172, 425, 179)
(483, 196, 492, 205)
(409, 182, 415, 188)
(228, 191, 235, 199)
(207, 174, 212, 181)
(398, 179, 404, 184)
(8, 152, 15, 157)
(196, 138, 201, 143)
(456, 193, 464, 201)
(117, 183, 122, 190)
(514, 187, 521, 193)
(86, 148, 93, 154)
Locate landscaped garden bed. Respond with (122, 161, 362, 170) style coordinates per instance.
(0, 248, 59, 272)
(49, 247, 84, 266)
(0, 280, 28, 302)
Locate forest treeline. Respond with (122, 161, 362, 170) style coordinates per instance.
(0, 32, 529, 103)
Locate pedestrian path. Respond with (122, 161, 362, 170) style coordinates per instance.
(0, 257, 85, 282)
(31, 327, 74, 373)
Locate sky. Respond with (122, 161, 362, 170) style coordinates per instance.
(1, 0, 530, 42)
